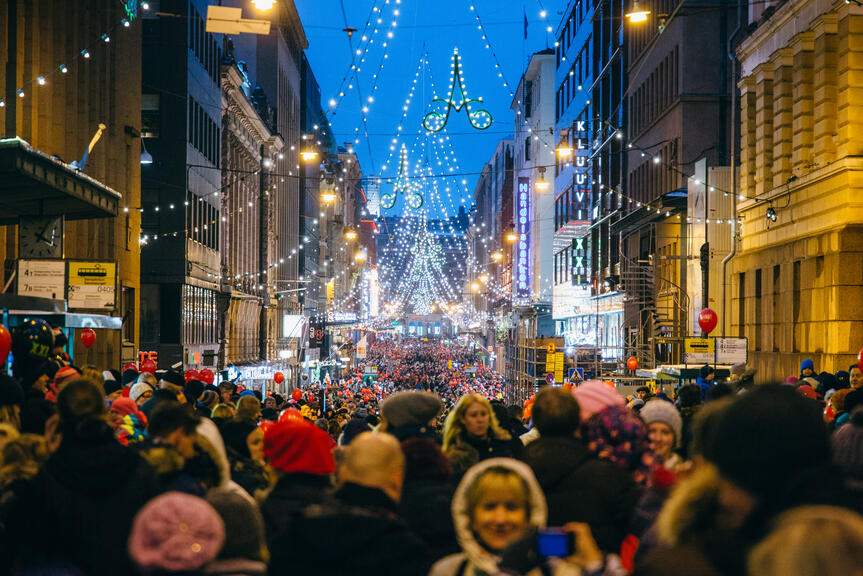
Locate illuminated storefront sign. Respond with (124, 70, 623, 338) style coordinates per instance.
(516, 177, 531, 301)
(572, 236, 588, 285)
(571, 120, 591, 222)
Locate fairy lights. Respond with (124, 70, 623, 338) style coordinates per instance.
(422, 48, 492, 132)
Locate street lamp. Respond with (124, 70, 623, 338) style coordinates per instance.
(300, 149, 318, 162)
(252, 0, 276, 10)
(626, 0, 651, 23)
(506, 232, 519, 242)
(354, 250, 366, 262)
(344, 227, 358, 241)
(535, 167, 550, 192)
(321, 191, 337, 203)
(471, 282, 480, 292)
(491, 251, 503, 261)
(556, 144, 573, 158)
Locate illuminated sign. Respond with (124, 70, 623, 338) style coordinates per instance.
(570, 120, 591, 222)
(516, 177, 531, 301)
(572, 236, 588, 285)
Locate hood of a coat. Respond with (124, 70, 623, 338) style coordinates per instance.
(451, 457, 547, 574)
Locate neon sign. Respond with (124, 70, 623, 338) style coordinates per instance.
(571, 120, 591, 222)
(516, 177, 531, 301)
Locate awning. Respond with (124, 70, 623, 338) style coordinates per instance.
(0, 137, 121, 224)
(0, 293, 121, 329)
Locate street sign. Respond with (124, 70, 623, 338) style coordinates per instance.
(716, 338, 748, 364)
(684, 337, 715, 364)
(17, 260, 65, 300)
(569, 367, 584, 381)
(68, 261, 116, 310)
(546, 373, 555, 385)
(547, 343, 556, 354)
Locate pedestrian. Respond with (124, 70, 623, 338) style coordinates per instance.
(850, 363, 863, 390)
(140, 370, 187, 417)
(205, 489, 268, 576)
(696, 365, 715, 401)
(747, 506, 863, 576)
(429, 458, 608, 576)
(583, 405, 654, 486)
(832, 406, 863, 510)
(522, 387, 640, 553)
(219, 420, 269, 498)
(128, 491, 225, 575)
(130, 374, 157, 407)
(110, 396, 149, 446)
(442, 393, 523, 478)
(269, 432, 432, 575)
(5, 378, 157, 575)
(639, 399, 684, 472)
(800, 358, 816, 380)
(0, 375, 24, 432)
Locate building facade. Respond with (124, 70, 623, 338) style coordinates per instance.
(0, 0, 141, 370)
(731, 0, 863, 376)
(552, 0, 628, 372)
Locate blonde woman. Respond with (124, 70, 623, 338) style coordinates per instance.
(442, 393, 523, 478)
(430, 458, 608, 576)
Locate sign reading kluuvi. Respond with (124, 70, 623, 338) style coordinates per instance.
(516, 177, 531, 302)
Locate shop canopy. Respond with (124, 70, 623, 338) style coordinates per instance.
(0, 293, 121, 329)
(0, 137, 120, 224)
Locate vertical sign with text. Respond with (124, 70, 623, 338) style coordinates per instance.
(571, 119, 591, 222)
(516, 177, 531, 302)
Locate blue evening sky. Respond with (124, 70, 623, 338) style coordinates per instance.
(295, 0, 563, 217)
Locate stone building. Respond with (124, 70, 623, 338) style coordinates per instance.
(732, 0, 863, 376)
(0, 0, 142, 369)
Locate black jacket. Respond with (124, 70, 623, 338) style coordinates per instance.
(261, 473, 333, 555)
(399, 477, 459, 562)
(446, 430, 523, 478)
(267, 482, 432, 576)
(18, 385, 55, 435)
(3, 428, 157, 575)
(522, 435, 641, 552)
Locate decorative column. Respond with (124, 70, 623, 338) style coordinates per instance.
(753, 63, 774, 199)
(791, 32, 815, 175)
(812, 15, 839, 168)
(771, 49, 794, 189)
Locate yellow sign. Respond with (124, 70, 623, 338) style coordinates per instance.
(547, 343, 556, 354)
(326, 279, 335, 301)
(684, 338, 715, 364)
(555, 352, 564, 371)
(545, 355, 555, 372)
(68, 261, 116, 310)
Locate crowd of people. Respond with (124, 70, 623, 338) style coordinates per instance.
(0, 320, 862, 576)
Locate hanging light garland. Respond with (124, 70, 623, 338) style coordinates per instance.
(422, 48, 492, 132)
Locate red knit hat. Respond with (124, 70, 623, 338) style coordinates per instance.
(263, 418, 335, 475)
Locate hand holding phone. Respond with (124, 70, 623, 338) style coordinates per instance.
(536, 528, 576, 559)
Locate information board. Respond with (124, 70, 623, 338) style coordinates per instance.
(68, 261, 116, 310)
(684, 338, 715, 365)
(716, 338, 748, 365)
(17, 260, 65, 300)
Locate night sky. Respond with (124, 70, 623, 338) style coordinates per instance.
(296, 0, 562, 217)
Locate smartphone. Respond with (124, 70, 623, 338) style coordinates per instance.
(536, 528, 576, 558)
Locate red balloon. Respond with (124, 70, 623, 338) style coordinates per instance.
(140, 358, 157, 374)
(184, 369, 199, 382)
(291, 388, 303, 402)
(857, 349, 863, 373)
(198, 368, 215, 385)
(80, 328, 96, 348)
(0, 323, 11, 365)
(627, 356, 639, 371)
(274, 371, 285, 384)
(698, 308, 718, 335)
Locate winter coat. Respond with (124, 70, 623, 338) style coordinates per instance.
(445, 429, 523, 478)
(522, 435, 641, 552)
(18, 385, 55, 435)
(227, 452, 269, 498)
(3, 427, 157, 575)
(429, 458, 581, 576)
(114, 412, 148, 446)
(695, 377, 713, 401)
(261, 472, 333, 557)
(400, 476, 459, 562)
(267, 481, 432, 576)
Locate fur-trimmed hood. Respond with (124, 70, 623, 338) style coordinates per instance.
(449, 458, 548, 574)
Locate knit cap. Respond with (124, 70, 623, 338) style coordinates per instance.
(639, 398, 683, 447)
(128, 492, 225, 572)
(381, 390, 442, 429)
(110, 397, 141, 417)
(801, 358, 814, 372)
(54, 366, 80, 389)
(832, 410, 863, 479)
(122, 368, 140, 386)
(263, 418, 335, 475)
(572, 380, 626, 423)
(129, 380, 156, 403)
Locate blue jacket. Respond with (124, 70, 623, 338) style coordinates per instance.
(696, 376, 713, 400)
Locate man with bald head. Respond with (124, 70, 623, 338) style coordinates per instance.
(268, 432, 432, 576)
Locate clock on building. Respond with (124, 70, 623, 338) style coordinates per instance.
(18, 215, 65, 259)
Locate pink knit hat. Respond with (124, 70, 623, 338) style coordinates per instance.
(572, 380, 626, 423)
(128, 492, 225, 573)
(109, 396, 140, 417)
